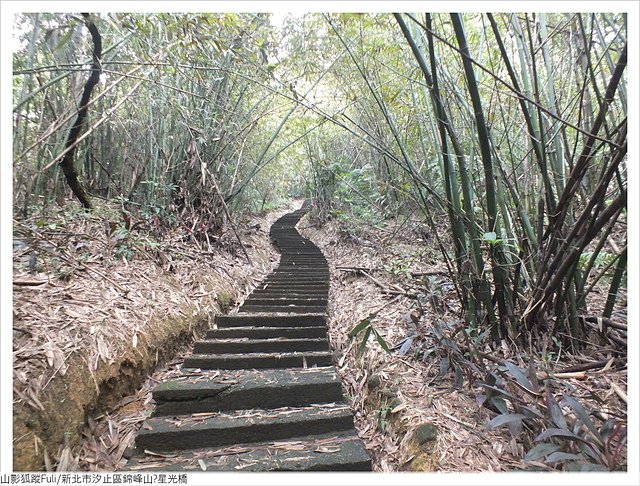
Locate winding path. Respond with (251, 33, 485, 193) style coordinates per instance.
(126, 203, 371, 471)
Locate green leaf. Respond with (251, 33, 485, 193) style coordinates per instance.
(453, 364, 464, 389)
(504, 361, 535, 393)
(349, 318, 371, 338)
(565, 463, 608, 472)
(561, 394, 604, 445)
(55, 27, 74, 51)
(371, 328, 390, 353)
(521, 405, 545, 420)
(479, 383, 521, 403)
(349, 311, 378, 338)
(527, 361, 540, 393)
(544, 389, 567, 429)
(544, 451, 584, 464)
(490, 396, 508, 414)
(358, 327, 372, 355)
(439, 355, 450, 378)
(483, 231, 497, 242)
(524, 443, 561, 461)
(485, 413, 526, 431)
(535, 428, 592, 446)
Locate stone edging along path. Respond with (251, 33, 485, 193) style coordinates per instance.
(126, 202, 372, 471)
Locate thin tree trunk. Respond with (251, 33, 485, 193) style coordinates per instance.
(58, 13, 102, 209)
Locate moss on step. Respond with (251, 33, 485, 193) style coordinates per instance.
(216, 291, 235, 312)
(406, 423, 440, 472)
(362, 369, 440, 472)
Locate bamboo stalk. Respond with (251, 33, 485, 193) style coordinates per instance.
(603, 245, 627, 318)
(451, 13, 511, 337)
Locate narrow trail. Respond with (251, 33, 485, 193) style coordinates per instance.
(126, 202, 371, 471)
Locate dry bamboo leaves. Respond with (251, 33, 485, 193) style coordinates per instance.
(13, 200, 302, 471)
(300, 216, 627, 472)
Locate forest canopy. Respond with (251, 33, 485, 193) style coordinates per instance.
(11, 10, 628, 344)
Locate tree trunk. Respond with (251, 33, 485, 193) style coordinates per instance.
(58, 13, 102, 209)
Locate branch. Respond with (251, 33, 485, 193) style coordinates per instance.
(57, 13, 102, 209)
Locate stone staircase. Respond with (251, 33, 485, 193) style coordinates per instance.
(126, 203, 371, 472)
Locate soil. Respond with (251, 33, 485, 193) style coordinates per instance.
(13, 313, 207, 471)
(12, 199, 300, 471)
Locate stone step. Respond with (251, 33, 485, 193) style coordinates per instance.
(277, 252, 320, 256)
(256, 281, 328, 287)
(193, 337, 329, 354)
(239, 304, 326, 313)
(258, 282, 329, 286)
(273, 265, 327, 269)
(183, 350, 333, 369)
(206, 326, 327, 339)
(278, 257, 325, 260)
(250, 287, 328, 294)
(279, 255, 324, 259)
(278, 258, 324, 262)
(126, 432, 371, 472)
(273, 272, 327, 275)
(276, 244, 316, 247)
(269, 270, 329, 275)
(246, 295, 327, 303)
(274, 270, 327, 274)
(278, 256, 324, 260)
(152, 367, 343, 415)
(216, 314, 326, 328)
(263, 276, 329, 283)
(125, 204, 371, 473)
(276, 261, 326, 264)
(275, 266, 328, 271)
(256, 280, 329, 284)
(279, 260, 327, 265)
(134, 404, 354, 452)
(277, 262, 327, 266)
(269, 274, 326, 278)
(242, 298, 327, 307)
(258, 284, 329, 295)
(251, 288, 329, 295)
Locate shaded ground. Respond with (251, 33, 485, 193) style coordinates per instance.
(299, 213, 627, 472)
(12, 201, 627, 473)
(12, 199, 300, 470)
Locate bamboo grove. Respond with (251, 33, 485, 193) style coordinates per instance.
(12, 12, 627, 349)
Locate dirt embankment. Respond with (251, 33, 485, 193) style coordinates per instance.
(12, 200, 299, 471)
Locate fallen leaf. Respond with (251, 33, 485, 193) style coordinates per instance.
(391, 403, 407, 414)
(315, 446, 340, 453)
(143, 450, 176, 458)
